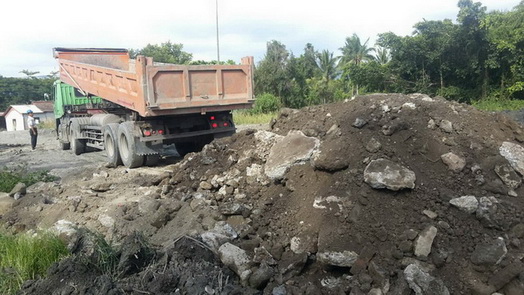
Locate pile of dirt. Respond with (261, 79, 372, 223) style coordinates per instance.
(3, 93, 524, 294)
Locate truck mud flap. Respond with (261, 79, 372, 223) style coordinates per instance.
(134, 140, 160, 156)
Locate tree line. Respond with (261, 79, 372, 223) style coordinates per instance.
(255, 0, 524, 110)
(1, 0, 522, 113)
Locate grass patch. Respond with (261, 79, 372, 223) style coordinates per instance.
(233, 110, 277, 125)
(0, 231, 69, 294)
(472, 97, 524, 111)
(0, 165, 58, 193)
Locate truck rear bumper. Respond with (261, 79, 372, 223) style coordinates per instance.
(138, 126, 236, 142)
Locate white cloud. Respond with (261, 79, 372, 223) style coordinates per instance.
(0, 0, 520, 77)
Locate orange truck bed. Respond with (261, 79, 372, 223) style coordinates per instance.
(53, 48, 255, 117)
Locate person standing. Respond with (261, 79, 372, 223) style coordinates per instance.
(27, 109, 38, 150)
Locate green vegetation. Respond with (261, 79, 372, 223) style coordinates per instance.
(0, 231, 69, 294)
(0, 166, 58, 193)
(233, 110, 277, 125)
(472, 97, 524, 111)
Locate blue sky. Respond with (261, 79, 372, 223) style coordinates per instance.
(0, 0, 520, 77)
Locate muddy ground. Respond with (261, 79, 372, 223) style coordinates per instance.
(1, 96, 524, 295)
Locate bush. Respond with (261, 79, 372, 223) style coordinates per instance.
(0, 165, 58, 193)
(0, 231, 69, 294)
(251, 93, 281, 114)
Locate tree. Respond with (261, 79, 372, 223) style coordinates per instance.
(316, 50, 339, 83)
(129, 41, 192, 64)
(254, 40, 291, 104)
(374, 47, 390, 65)
(20, 70, 40, 78)
(339, 34, 375, 66)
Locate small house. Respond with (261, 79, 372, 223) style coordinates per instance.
(4, 102, 55, 131)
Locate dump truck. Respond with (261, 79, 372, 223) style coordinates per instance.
(53, 48, 254, 168)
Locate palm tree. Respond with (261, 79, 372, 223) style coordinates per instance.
(375, 47, 390, 65)
(339, 34, 375, 66)
(316, 50, 339, 82)
(339, 34, 375, 95)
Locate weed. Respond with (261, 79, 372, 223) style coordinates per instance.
(0, 231, 69, 294)
(472, 97, 524, 111)
(0, 164, 58, 193)
(233, 110, 277, 125)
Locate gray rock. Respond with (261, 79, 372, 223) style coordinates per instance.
(404, 264, 450, 295)
(200, 221, 238, 251)
(90, 182, 111, 192)
(449, 196, 478, 214)
(149, 208, 169, 228)
(440, 152, 466, 172)
(439, 120, 453, 133)
(500, 142, 524, 175)
(0, 192, 15, 215)
(427, 119, 437, 130)
(382, 119, 409, 136)
(199, 181, 213, 190)
(414, 226, 438, 258)
(218, 242, 252, 282)
(317, 250, 359, 267)
(290, 234, 318, 254)
(249, 263, 274, 289)
(366, 137, 382, 153)
(264, 130, 320, 180)
(272, 285, 287, 295)
(495, 164, 522, 189)
(470, 237, 507, 266)
(476, 196, 499, 227)
(8, 182, 26, 197)
(364, 159, 416, 191)
(219, 202, 250, 216)
(352, 118, 368, 128)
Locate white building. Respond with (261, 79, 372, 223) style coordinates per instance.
(4, 103, 55, 131)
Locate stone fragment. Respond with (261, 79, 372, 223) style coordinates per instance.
(352, 118, 368, 128)
(8, 182, 26, 197)
(476, 196, 499, 227)
(404, 264, 450, 295)
(427, 119, 436, 130)
(364, 159, 416, 191)
(249, 263, 274, 289)
(98, 214, 115, 228)
(470, 237, 507, 266)
(199, 181, 213, 190)
(382, 119, 409, 136)
(290, 234, 318, 254)
(218, 242, 252, 282)
(317, 250, 359, 267)
(449, 196, 478, 214)
(494, 164, 522, 189)
(440, 152, 466, 172)
(366, 137, 382, 153)
(201, 221, 238, 251)
(499, 142, 524, 175)
(264, 130, 320, 180)
(0, 192, 15, 215)
(414, 226, 437, 258)
(219, 202, 250, 216)
(423, 210, 438, 219)
(439, 120, 453, 133)
(90, 182, 111, 192)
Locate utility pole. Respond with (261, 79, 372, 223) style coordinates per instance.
(216, 0, 220, 62)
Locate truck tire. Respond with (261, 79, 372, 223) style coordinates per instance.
(70, 119, 86, 155)
(118, 122, 144, 168)
(103, 123, 122, 167)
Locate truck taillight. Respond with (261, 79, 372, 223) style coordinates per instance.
(143, 130, 152, 136)
(158, 129, 164, 135)
(212, 123, 218, 128)
(210, 116, 216, 120)
(223, 122, 229, 127)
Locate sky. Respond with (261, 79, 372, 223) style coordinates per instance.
(0, 0, 521, 77)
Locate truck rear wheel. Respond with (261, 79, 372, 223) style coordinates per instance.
(118, 122, 144, 168)
(70, 119, 86, 155)
(103, 123, 122, 167)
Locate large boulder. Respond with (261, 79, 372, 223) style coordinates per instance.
(470, 237, 507, 266)
(364, 159, 416, 191)
(264, 130, 320, 180)
(499, 142, 524, 175)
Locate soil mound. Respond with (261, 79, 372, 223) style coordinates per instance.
(4, 93, 524, 294)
